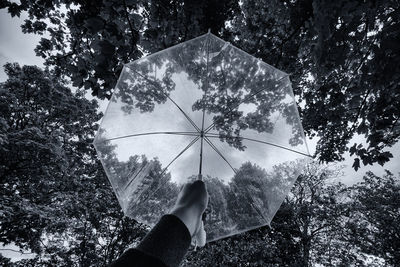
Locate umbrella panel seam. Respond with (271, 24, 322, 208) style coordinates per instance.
(203, 136, 237, 175)
(96, 131, 199, 143)
(126, 136, 201, 208)
(205, 133, 312, 158)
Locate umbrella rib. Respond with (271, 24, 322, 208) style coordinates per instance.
(205, 133, 312, 158)
(128, 67, 201, 133)
(198, 32, 211, 178)
(124, 163, 147, 191)
(201, 32, 210, 132)
(99, 131, 199, 142)
(231, 183, 269, 225)
(204, 136, 237, 174)
(162, 135, 200, 172)
(203, 74, 290, 133)
(166, 95, 201, 133)
(248, 197, 269, 225)
(130, 136, 200, 205)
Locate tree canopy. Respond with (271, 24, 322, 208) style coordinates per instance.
(0, 65, 398, 266)
(1, 0, 399, 169)
(1, 0, 399, 266)
(348, 171, 400, 266)
(0, 63, 147, 265)
(183, 161, 399, 267)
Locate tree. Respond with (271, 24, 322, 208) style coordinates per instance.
(1, 0, 399, 264)
(107, 33, 304, 154)
(227, 162, 275, 230)
(230, 0, 400, 169)
(286, 162, 363, 266)
(0, 64, 147, 265)
(0, 0, 239, 99)
(348, 171, 400, 266)
(200, 176, 233, 241)
(184, 161, 361, 266)
(2, 0, 398, 169)
(0, 63, 100, 257)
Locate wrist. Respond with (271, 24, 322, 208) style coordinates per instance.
(170, 206, 201, 236)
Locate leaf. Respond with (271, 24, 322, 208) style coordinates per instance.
(362, 156, 373, 166)
(98, 40, 115, 55)
(66, 64, 78, 73)
(352, 158, 360, 171)
(357, 120, 368, 135)
(71, 76, 83, 87)
(349, 95, 362, 109)
(377, 151, 393, 166)
(84, 17, 104, 33)
(349, 143, 357, 156)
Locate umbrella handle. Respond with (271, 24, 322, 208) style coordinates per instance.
(202, 195, 211, 223)
(202, 210, 207, 222)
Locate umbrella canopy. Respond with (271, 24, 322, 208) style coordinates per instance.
(93, 32, 312, 242)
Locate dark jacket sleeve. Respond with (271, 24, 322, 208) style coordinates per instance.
(110, 214, 191, 267)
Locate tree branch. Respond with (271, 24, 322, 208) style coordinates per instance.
(0, 248, 35, 254)
(123, 0, 137, 59)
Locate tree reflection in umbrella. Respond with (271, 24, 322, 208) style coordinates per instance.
(93, 32, 312, 242)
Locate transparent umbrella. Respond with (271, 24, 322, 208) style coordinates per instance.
(93, 32, 312, 242)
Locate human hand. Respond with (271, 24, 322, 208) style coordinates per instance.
(170, 180, 208, 247)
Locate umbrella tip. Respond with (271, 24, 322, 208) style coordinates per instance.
(207, 28, 211, 34)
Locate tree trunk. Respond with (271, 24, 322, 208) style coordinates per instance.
(302, 238, 311, 267)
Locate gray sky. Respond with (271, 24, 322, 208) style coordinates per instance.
(1, 9, 398, 186)
(0, 10, 44, 80)
(98, 66, 310, 185)
(1, 7, 399, 260)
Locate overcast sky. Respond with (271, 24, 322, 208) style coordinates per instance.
(1, 8, 400, 261)
(1, 9, 399, 187)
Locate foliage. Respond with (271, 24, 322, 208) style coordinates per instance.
(0, 0, 399, 265)
(348, 171, 400, 266)
(230, 0, 400, 169)
(0, 64, 147, 266)
(184, 162, 400, 267)
(107, 34, 304, 154)
(2, 0, 399, 169)
(183, 225, 302, 267)
(184, 161, 369, 267)
(0, 65, 397, 266)
(0, 0, 238, 99)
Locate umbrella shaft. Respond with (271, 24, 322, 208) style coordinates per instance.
(198, 133, 204, 180)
